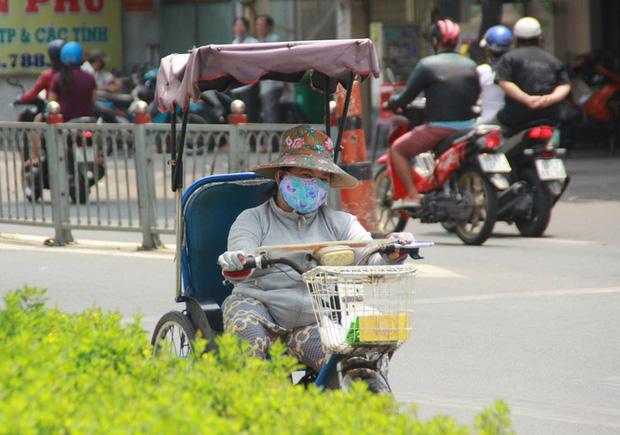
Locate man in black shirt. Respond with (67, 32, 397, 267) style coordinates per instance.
(495, 17, 570, 129)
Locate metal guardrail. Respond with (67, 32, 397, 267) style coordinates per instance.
(0, 121, 323, 248)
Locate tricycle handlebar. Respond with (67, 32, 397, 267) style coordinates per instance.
(241, 241, 434, 274)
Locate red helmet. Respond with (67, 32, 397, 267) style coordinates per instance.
(430, 19, 461, 46)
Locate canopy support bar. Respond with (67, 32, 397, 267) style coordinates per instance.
(324, 77, 331, 139)
(170, 108, 177, 192)
(334, 71, 355, 163)
(172, 109, 189, 192)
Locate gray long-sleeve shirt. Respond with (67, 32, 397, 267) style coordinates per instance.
(227, 197, 396, 329)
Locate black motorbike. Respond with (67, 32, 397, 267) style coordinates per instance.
(139, 67, 234, 154)
(65, 118, 107, 204)
(20, 117, 106, 204)
(496, 120, 570, 237)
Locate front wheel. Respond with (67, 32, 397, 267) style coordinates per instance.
(152, 311, 196, 357)
(373, 166, 408, 235)
(455, 167, 498, 245)
(515, 168, 553, 237)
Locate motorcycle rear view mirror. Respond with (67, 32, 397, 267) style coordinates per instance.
(6, 75, 20, 87)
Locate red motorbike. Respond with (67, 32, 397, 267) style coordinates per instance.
(374, 114, 513, 245)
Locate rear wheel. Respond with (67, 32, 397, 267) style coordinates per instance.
(22, 166, 42, 202)
(373, 167, 408, 235)
(69, 173, 88, 204)
(455, 167, 498, 245)
(152, 311, 196, 357)
(515, 168, 553, 237)
(440, 220, 456, 233)
(342, 369, 391, 394)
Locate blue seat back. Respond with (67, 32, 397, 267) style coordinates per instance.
(181, 173, 274, 307)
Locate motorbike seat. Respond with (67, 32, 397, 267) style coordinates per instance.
(66, 116, 97, 123)
(502, 119, 556, 138)
(433, 129, 474, 156)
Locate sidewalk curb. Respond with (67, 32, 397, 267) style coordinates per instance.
(0, 232, 177, 254)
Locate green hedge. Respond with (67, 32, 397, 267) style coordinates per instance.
(0, 287, 514, 434)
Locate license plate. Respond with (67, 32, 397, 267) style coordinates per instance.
(535, 159, 567, 180)
(75, 147, 95, 163)
(477, 153, 511, 173)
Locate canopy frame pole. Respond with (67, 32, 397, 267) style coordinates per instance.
(334, 71, 355, 163)
(170, 108, 178, 192)
(171, 107, 189, 301)
(172, 109, 190, 192)
(324, 76, 331, 139)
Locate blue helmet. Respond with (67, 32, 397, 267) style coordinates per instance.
(480, 25, 512, 53)
(47, 39, 65, 62)
(60, 42, 83, 67)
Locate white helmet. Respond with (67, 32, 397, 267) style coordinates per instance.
(513, 17, 541, 39)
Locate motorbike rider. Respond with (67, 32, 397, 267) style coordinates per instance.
(382, 19, 480, 208)
(495, 17, 571, 129)
(88, 49, 122, 93)
(477, 25, 512, 124)
(17, 39, 65, 121)
(217, 125, 414, 373)
(48, 41, 97, 121)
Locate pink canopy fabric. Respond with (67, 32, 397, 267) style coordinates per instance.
(155, 39, 380, 112)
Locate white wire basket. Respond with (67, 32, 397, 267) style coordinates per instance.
(302, 265, 417, 355)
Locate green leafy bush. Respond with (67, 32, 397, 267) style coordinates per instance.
(0, 287, 513, 434)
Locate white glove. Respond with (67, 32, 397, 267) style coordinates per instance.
(218, 250, 250, 272)
(387, 232, 415, 245)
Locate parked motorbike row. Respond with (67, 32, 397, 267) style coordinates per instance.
(559, 50, 620, 152)
(374, 99, 569, 245)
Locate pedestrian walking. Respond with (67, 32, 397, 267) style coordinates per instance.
(231, 16, 261, 123)
(256, 14, 285, 124)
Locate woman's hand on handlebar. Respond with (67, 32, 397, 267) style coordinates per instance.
(218, 250, 257, 282)
(386, 232, 415, 261)
(218, 250, 253, 271)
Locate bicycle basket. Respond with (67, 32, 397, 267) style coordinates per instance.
(302, 265, 416, 355)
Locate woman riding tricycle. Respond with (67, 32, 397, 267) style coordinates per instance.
(150, 39, 432, 393)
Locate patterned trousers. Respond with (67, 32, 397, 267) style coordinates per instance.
(222, 294, 327, 372)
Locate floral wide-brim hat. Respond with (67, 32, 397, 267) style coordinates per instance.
(251, 125, 358, 189)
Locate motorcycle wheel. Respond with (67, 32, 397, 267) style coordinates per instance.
(515, 168, 553, 237)
(455, 166, 498, 246)
(22, 167, 42, 202)
(152, 311, 196, 357)
(184, 114, 208, 156)
(373, 167, 408, 235)
(440, 220, 456, 233)
(69, 173, 89, 204)
(342, 369, 391, 394)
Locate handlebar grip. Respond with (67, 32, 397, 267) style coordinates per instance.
(241, 257, 257, 271)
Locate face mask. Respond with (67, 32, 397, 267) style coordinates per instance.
(278, 174, 329, 214)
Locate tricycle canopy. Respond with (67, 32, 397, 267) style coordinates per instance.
(155, 38, 380, 112)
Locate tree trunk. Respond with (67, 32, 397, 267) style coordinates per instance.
(470, 0, 504, 63)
